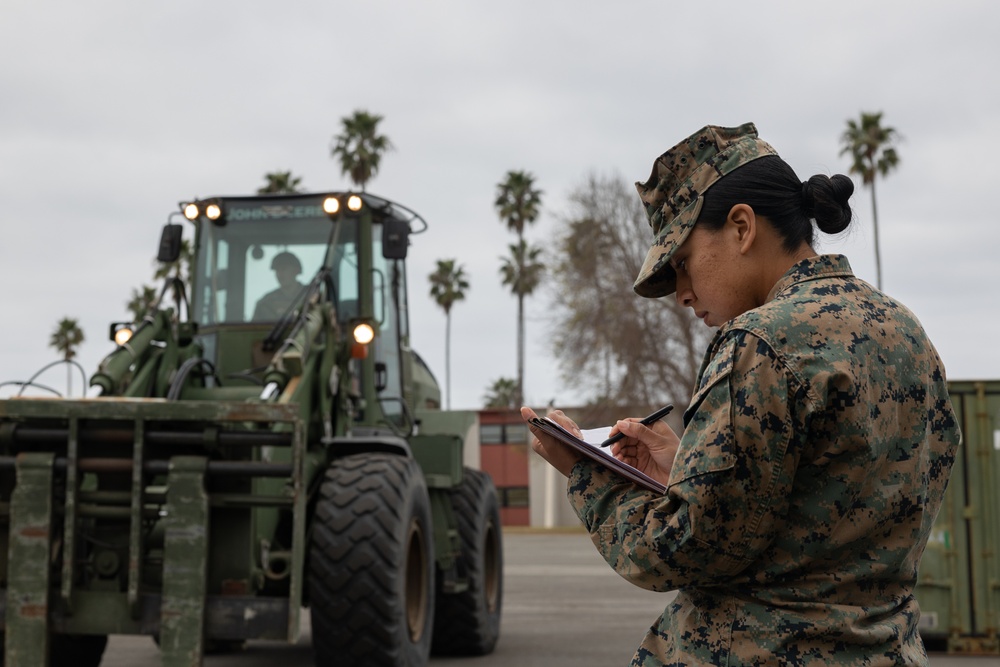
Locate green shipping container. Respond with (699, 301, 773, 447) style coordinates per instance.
(916, 380, 1000, 654)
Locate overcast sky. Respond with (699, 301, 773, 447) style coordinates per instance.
(2, 1, 998, 410)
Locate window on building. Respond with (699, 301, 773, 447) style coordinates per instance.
(480, 424, 505, 444)
(505, 423, 528, 443)
(480, 422, 529, 445)
(501, 487, 530, 508)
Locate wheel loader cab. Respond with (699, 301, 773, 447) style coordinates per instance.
(190, 204, 353, 327)
(184, 193, 413, 431)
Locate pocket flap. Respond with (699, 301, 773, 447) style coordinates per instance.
(684, 336, 737, 425)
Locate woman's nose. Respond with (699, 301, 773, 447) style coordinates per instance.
(675, 277, 693, 307)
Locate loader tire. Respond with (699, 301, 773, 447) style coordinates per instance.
(431, 468, 503, 655)
(309, 453, 434, 667)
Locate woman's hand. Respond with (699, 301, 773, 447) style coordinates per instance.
(520, 406, 586, 477)
(608, 418, 680, 485)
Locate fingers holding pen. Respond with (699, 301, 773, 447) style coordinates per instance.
(609, 418, 680, 482)
(608, 419, 648, 462)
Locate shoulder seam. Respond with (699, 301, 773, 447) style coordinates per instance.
(722, 325, 819, 408)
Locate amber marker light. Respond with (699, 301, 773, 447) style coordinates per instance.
(323, 196, 340, 215)
(347, 195, 363, 212)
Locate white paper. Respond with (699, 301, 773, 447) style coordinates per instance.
(578, 425, 614, 446)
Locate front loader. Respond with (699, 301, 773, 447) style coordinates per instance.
(0, 191, 503, 666)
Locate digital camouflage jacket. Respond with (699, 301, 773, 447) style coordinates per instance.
(567, 255, 960, 666)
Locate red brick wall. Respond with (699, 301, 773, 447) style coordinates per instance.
(478, 409, 530, 526)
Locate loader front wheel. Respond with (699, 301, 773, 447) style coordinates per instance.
(309, 452, 435, 666)
(431, 468, 503, 655)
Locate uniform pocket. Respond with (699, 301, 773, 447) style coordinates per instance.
(672, 337, 738, 486)
(685, 337, 737, 422)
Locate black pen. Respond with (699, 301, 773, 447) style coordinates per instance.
(600, 404, 674, 448)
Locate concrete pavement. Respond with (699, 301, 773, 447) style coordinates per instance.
(100, 529, 999, 666)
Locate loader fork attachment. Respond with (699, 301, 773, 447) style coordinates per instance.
(6, 452, 56, 665)
(0, 400, 306, 667)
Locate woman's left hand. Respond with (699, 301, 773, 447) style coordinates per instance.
(520, 406, 586, 477)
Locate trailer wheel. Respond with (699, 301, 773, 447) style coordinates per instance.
(431, 468, 503, 655)
(309, 452, 434, 666)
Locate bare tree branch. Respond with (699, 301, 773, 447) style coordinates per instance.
(547, 172, 713, 411)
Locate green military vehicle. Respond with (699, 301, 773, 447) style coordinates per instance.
(0, 192, 503, 666)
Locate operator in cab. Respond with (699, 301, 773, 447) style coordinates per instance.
(253, 251, 305, 321)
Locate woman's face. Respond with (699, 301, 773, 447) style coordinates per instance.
(669, 224, 757, 327)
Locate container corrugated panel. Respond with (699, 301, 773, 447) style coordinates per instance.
(916, 380, 1000, 654)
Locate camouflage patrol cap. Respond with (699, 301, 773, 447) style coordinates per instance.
(633, 122, 777, 298)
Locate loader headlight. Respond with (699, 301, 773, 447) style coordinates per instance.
(353, 323, 375, 345)
(323, 196, 340, 215)
(180, 199, 224, 223)
(110, 322, 135, 346)
(347, 195, 363, 212)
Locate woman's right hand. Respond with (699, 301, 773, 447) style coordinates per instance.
(608, 418, 680, 486)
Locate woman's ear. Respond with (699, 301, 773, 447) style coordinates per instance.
(727, 204, 757, 255)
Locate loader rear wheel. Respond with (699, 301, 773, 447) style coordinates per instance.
(309, 452, 435, 666)
(431, 468, 503, 655)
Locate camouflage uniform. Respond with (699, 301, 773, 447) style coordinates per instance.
(567, 254, 960, 665)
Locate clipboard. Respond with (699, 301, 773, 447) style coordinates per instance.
(528, 416, 667, 494)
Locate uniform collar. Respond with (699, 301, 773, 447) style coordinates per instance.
(764, 254, 855, 303)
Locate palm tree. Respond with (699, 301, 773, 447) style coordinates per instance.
(257, 171, 304, 194)
(494, 170, 543, 238)
(494, 171, 543, 406)
(429, 259, 470, 410)
(499, 240, 545, 406)
(330, 110, 394, 191)
(49, 317, 84, 396)
(483, 377, 519, 409)
(126, 285, 158, 321)
(840, 111, 901, 290)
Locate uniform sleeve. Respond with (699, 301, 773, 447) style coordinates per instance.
(567, 330, 804, 591)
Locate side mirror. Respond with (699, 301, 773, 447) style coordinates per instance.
(382, 219, 409, 260)
(157, 224, 183, 263)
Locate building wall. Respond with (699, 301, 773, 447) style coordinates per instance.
(527, 445, 583, 528)
(477, 408, 581, 527)
(477, 409, 532, 526)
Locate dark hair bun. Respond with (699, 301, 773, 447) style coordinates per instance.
(804, 174, 854, 234)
